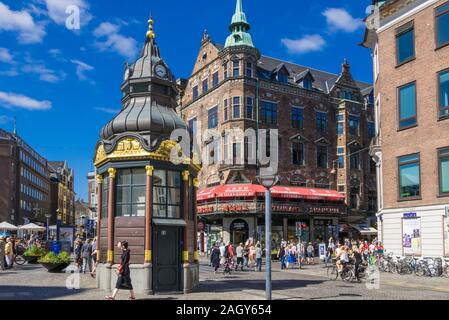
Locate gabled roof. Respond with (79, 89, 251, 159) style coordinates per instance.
(209, 43, 371, 94)
(257, 55, 371, 94)
(294, 69, 315, 83)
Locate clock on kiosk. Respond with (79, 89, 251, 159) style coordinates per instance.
(155, 64, 167, 78)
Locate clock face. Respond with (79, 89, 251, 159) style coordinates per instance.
(155, 64, 167, 78)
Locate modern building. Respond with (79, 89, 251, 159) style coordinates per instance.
(0, 129, 51, 225)
(93, 18, 200, 294)
(48, 161, 76, 226)
(180, 0, 378, 246)
(363, 0, 449, 256)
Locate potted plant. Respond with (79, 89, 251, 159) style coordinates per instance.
(23, 245, 47, 264)
(38, 251, 71, 272)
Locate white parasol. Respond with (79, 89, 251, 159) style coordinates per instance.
(0, 222, 18, 231)
(19, 223, 46, 231)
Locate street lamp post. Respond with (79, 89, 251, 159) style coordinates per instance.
(257, 174, 279, 301)
(45, 213, 51, 241)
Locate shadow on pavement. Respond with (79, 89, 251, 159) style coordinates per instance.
(194, 279, 325, 293)
(0, 286, 89, 300)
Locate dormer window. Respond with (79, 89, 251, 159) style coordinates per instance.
(341, 90, 353, 100)
(303, 78, 312, 90)
(277, 72, 288, 84)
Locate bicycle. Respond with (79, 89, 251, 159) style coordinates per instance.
(13, 244, 27, 266)
(223, 258, 234, 275)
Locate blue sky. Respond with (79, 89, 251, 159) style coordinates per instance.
(0, 0, 373, 201)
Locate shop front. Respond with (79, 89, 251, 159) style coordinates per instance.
(197, 184, 347, 247)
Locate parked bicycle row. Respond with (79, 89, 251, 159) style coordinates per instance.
(375, 252, 449, 277)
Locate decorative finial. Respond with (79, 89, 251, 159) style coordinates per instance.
(146, 14, 155, 39)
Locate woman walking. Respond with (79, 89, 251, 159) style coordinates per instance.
(210, 243, 221, 274)
(287, 244, 297, 269)
(105, 241, 136, 300)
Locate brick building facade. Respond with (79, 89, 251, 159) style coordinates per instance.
(181, 0, 378, 246)
(0, 129, 51, 226)
(363, 0, 449, 256)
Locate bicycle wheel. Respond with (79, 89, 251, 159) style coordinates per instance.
(327, 265, 338, 281)
(443, 266, 449, 278)
(15, 255, 26, 265)
(342, 268, 354, 282)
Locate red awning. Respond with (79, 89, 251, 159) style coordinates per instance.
(197, 184, 266, 201)
(197, 184, 345, 202)
(197, 186, 220, 201)
(270, 186, 345, 202)
(216, 184, 266, 198)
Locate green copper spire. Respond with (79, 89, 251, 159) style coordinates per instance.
(224, 0, 254, 48)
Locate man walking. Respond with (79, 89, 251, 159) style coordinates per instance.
(235, 243, 244, 271)
(255, 243, 262, 272)
(81, 239, 92, 273)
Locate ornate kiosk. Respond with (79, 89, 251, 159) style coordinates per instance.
(93, 18, 200, 294)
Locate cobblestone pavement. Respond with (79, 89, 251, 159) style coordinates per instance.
(1, 259, 449, 300)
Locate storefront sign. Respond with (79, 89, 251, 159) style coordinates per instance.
(272, 205, 304, 213)
(403, 212, 417, 219)
(308, 207, 342, 215)
(403, 217, 421, 255)
(197, 206, 215, 214)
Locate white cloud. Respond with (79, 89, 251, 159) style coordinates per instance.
(95, 107, 119, 114)
(0, 92, 51, 110)
(323, 8, 365, 33)
(0, 2, 46, 44)
(0, 69, 19, 77)
(93, 22, 138, 60)
(21, 55, 66, 83)
(0, 48, 14, 64)
(49, 48, 62, 57)
(281, 35, 326, 54)
(43, 0, 91, 26)
(70, 59, 93, 80)
(0, 115, 11, 124)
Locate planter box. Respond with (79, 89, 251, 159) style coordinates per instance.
(40, 262, 70, 273)
(24, 256, 40, 264)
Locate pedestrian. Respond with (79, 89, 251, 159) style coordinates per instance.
(243, 243, 249, 267)
(90, 237, 98, 278)
(210, 243, 221, 274)
(249, 242, 256, 267)
(74, 239, 82, 269)
(235, 243, 244, 271)
(105, 241, 136, 300)
(81, 239, 93, 273)
(326, 238, 335, 264)
(255, 243, 262, 272)
(227, 242, 234, 259)
(352, 247, 363, 282)
(10, 235, 16, 268)
(278, 245, 286, 270)
(219, 242, 226, 266)
(0, 237, 5, 270)
(306, 242, 314, 265)
(5, 238, 13, 269)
